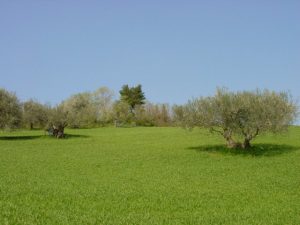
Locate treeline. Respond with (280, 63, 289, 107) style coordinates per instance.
(0, 85, 298, 147)
(0, 85, 180, 137)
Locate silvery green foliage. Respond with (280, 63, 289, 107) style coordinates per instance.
(0, 88, 22, 129)
(61, 87, 114, 128)
(92, 87, 114, 124)
(135, 102, 171, 126)
(113, 101, 133, 126)
(22, 99, 49, 129)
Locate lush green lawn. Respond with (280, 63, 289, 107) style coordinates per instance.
(0, 127, 299, 225)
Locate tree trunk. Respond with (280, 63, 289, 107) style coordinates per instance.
(56, 125, 65, 138)
(53, 125, 65, 138)
(226, 140, 243, 149)
(225, 136, 242, 149)
(30, 122, 33, 130)
(226, 138, 237, 148)
(242, 138, 251, 149)
(223, 129, 244, 149)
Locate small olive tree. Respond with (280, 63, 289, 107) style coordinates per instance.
(46, 105, 68, 138)
(181, 88, 298, 149)
(0, 88, 22, 130)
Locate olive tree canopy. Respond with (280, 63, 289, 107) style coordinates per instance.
(0, 88, 22, 129)
(22, 100, 49, 129)
(61, 87, 114, 128)
(181, 88, 298, 149)
(62, 92, 96, 128)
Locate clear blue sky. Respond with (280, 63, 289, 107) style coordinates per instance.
(1, 0, 299, 105)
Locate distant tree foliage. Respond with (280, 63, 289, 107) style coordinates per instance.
(1, 86, 298, 135)
(0, 88, 22, 129)
(61, 87, 114, 128)
(22, 100, 49, 129)
(119, 85, 146, 111)
(113, 101, 133, 126)
(135, 103, 172, 126)
(92, 87, 114, 125)
(62, 92, 96, 128)
(172, 105, 185, 126)
(180, 88, 298, 149)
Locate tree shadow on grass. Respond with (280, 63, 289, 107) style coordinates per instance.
(0, 135, 43, 141)
(0, 134, 89, 141)
(42, 134, 90, 139)
(187, 144, 299, 157)
(64, 134, 90, 139)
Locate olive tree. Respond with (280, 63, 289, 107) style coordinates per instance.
(46, 105, 68, 138)
(181, 88, 298, 149)
(0, 88, 22, 129)
(22, 99, 49, 129)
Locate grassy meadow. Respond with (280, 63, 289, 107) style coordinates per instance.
(0, 127, 299, 225)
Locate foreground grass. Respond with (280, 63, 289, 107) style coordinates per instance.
(0, 127, 299, 225)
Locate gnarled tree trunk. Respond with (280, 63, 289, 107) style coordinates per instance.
(224, 131, 249, 149)
(223, 129, 241, 148)
(226, 137, 238, 148)
(52, 124, 66, 138)
(242, 138, 251, 149)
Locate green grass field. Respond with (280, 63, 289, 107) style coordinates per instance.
(0, 127, 299, 225)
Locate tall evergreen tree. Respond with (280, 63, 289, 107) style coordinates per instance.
(119, 84, 146, 111)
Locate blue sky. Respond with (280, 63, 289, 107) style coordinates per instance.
(0, 0, 299, 105)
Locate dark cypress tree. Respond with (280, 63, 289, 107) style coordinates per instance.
(119, 84, 146, 111)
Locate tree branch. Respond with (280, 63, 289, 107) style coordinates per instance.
(210, 127, 224, 135)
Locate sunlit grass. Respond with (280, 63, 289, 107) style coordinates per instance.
(0, 127, 299, 224)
